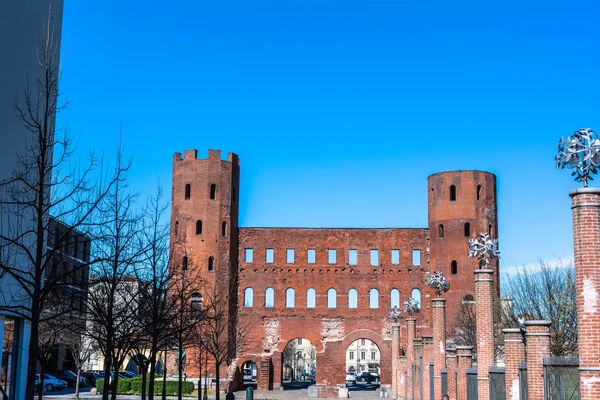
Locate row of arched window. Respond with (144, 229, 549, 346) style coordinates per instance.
(184, 183, 218, 200)
(181, 255, 215, 272)
(434, 184, 484, 202)
(243, 287, 422, 310)
(174, 220, 228, 238)
(438, 223, 493, 239)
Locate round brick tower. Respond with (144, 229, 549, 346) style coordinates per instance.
(427, 170, 498, 330)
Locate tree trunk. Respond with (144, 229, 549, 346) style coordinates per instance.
(26, 300, 41, 400)
(215, 362, 221, 400)
(162, 351, 167, 400)
(37, 364, 44, 400)
(178, 348, 183, 400)
(141, 364, 148, 400)
(102, 351, 112, 400)
(148, 343, 157, 400)
(75, 368, 81, 399)
(110, 366, 119, 400)
(197, 350, 202, 400)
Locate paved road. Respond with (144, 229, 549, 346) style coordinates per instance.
(44, 386, 387, 399)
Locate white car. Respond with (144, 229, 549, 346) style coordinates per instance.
(35, 374, 68, 392)
(345, 373, 357, 387)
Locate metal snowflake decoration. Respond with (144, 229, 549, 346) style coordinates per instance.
(389, 306, 403, 323)
(403, 298, 420, 316)
(556, 128, 600, 187)
(425, 271, 450, 296)
(468, 232, 500, 269)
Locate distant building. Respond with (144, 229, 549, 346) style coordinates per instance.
(0, 1, 64, 398)
(345, 338, 381, 375)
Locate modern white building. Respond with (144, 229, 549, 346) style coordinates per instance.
(0, 1, 64, 398)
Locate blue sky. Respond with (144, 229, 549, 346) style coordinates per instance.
(59, 0, 600, 271)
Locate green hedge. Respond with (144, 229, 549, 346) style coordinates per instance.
(96, 377, 194, 395)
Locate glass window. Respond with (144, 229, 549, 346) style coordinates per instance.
(245, 248, 254, 263)
(391, 289, 400, 308)
(307, 249, 316, 264)
(370, 249, 378, 266)
(328, 249, 336, 264)
(349, 249, 358, 265)
(265, 288, 274, 308)
(349, 351, 354, 360)
(391, 249, 400, 265)
(244, 288, 253, 307)
(266, 249, 274, 263)
(327, 288, 337, 308)
(412, 250, 421, 266)
(411, 288, 421, 309)
(307, 288, 316, 308)
(369, 289, 379, 308)
(286, 249, 295, 264)
(348, 289, 358, 308)
(286, 288, 295, 308)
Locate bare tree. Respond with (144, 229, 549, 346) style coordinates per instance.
(201, 283, 249, 400)
(63, 324, 96, 400)
(502, 260, 577, 356)
(36, 318, 67, 397)
(84, 152, 144, 400)
(0, 8, 124, 399)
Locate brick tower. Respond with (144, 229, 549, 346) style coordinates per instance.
(427, 171, 498, 329)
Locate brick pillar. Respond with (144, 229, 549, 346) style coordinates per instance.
(432, 299, 446, 400)
(393, 323, 401, 398)
(405, 318, 416, 399)
(474, 269, 494, 400)
(455, 346, 472, 400)
(570, 188, 600, 400)
(503, 328, 525, 400)
(422, 335, 433, 400)
(445, 347, 457, 400)
(413, 337, 423, 400)
(525, 320, 551, 400)
(397, 356, 407, 399)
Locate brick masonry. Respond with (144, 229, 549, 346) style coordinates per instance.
(570, 188, 600, 400)
(170, 150, 499, 390)
(524, 321, 551, 400)
(432, 298, 446, 400)
(474, 269, 494, 400)
(502, 328, 525, 400)
(455, 346, 472, 400)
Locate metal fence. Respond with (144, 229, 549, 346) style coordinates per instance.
(466, 368, 478, 400)
(489, 366, 506, 400)
(441, 368, 448, 399)
(543, 357, 580, 400)
(429, 362, 434, 400)
(519, 362, 528, 400)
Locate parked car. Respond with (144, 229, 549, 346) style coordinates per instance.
(121, 371, 137, 378)
(82, 371, 100, 387)
(56, 370, 86, 387)
(35, 374, 68, 392)
(345, 372, 357, 387)
(355, 372, 380, 386)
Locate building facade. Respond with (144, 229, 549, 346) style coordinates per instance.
(169, 149, 499, 391)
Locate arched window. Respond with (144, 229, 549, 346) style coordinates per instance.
(488, 224, 493, 236)
(327, 288, 337, 308)
(210, 184, 217, 200)
(286, 288, 295, 308)
(348, 289, 358, 309)
(191, 292, 203, 320)
(450, 185, 456, 201)
(463, 294, 475, 302)
(182, 256, 188, 271)
(411, 288, 421, 309)
(307, 288, 316, 308)
(451, 260, 458, 275)
(185, 184, 191, 200)
(265, 288, 274, 308)
(369, 289, 379, 308)
(477, 185, 482, 201)
(208, 256, 214, 272)
(244, 288, 254, 307)
(391, 289, 400, 308)
(174, 221, 179, 238)
(464, 222, 471, 237)
(196, 220, 203, 235)
(438, 224, 444, 238)
(222, 221, 227, 237)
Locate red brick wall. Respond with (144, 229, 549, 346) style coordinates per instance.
(432, 298, 446, 400)
(422, 335, 433, 400)
(474, 269, 494, 400)
(455, 346, 472, 400)
(570, 188, 600, 400)
(502, 328, 525, 400)
(525, 321, 551, 400)
(445, 348, 457, 400)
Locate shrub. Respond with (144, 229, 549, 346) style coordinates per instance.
(153, 380, 195, 396)
(96, 377, 193, 395)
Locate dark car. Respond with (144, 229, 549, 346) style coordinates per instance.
(82, 372, 100, 387)
(56, 370, 79, 387)
(355, 372, 380, 386)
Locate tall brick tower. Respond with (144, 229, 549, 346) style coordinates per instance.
(170, 148, 240, 305)
(427, 171, 498, 329)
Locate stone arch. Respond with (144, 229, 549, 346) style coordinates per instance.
(234, 356, 262, 391)
(277, 332, 324, 353)
(338, 329, 391, 385)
